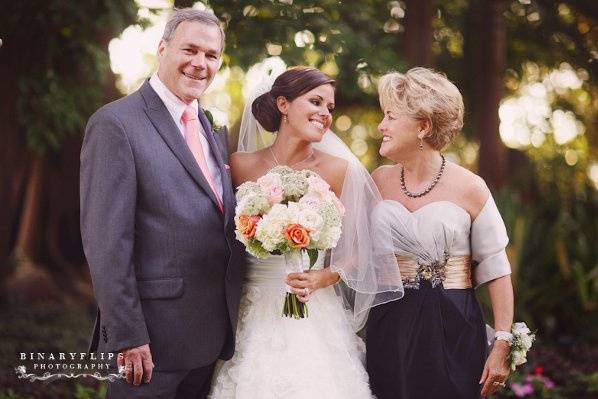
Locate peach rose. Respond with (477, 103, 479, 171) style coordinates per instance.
(238, 215, 261, 238)
(283, 223, 311, 248)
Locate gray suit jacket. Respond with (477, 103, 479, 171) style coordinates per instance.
(80, 80, 245, 371)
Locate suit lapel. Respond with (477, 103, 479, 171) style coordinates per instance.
(139, 81, 223, 214)
(197, 109, 236, 226)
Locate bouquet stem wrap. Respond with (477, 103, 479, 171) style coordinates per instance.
(283, 250, 313, 318)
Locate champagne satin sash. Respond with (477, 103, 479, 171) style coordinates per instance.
(397, 255, 472, 289)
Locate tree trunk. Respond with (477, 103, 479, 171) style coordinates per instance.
(6, 155, 62, 303)
(0, 40, 28, 272)
(403, 0, 436, 67)
(471, 0, 508, 189)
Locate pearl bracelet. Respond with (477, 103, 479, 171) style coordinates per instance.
(494, 330, 514, 345)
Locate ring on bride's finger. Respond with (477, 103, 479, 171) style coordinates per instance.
(304, 288, 310, 296)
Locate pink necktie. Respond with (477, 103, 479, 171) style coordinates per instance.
(181, 106, 224, 213)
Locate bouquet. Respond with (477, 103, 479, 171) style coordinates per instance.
(234, 165, 345, 318)
(508, 322, 536, 371)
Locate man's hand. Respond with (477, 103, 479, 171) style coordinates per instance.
(117, 344, 154, 386)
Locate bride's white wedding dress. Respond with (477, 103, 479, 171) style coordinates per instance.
(209, 253, 373, 399)
(212, 63, 404, 398)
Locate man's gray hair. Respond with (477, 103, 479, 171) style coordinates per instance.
(162, 8, 225, 50)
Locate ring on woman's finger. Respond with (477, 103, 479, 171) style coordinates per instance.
(492, 381, 506, 387)
(304, 287, 310, 296)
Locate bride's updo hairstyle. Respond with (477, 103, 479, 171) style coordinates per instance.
(252, 66, 335, 132)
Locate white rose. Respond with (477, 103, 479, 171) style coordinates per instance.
(512, 350, 527, 366)
(298, 194, 322, 211)
(298, 208, 324, 232)
(307, 175, 331, 196)
(512, 322, 530, 335)
(519, 334, 534, 350)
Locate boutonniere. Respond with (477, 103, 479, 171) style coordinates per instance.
(203, 108, 225, 133)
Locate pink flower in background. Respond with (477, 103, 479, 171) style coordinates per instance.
(511, 382, 534, 397)
(525, 374, 556, 389)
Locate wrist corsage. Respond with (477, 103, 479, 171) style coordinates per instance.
(498, 322, 535, 371)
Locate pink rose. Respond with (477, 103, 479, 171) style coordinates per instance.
(257, 174, 284, 205)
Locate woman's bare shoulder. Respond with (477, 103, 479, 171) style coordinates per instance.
(230, 150, 269, 186)
(371, 164, 399, 190)
(317, 151, 348, 175)
(444, 161, 490, 218)
(315, 151, 348, 196)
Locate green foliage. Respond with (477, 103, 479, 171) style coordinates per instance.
(211, 0, 403, 105)
(504, 0, 598, 81)
(0, 390, 31, 399)
(0, 1, 138, 153)
(73, 383, 106, 399)
(487, 180, 598, 342)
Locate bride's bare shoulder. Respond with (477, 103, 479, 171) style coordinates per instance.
(317, 151, 348, 173)
(316, 151, 348, 197)
(230, 150, 269, 186)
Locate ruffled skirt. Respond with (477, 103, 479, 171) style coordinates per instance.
(210, 256, 372, 399)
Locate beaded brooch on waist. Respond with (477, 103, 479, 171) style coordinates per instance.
(396, 254, 472, 289)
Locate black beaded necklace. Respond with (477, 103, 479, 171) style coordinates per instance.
(400, 154, 446, 198)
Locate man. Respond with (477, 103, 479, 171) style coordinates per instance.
(80, 8, 245, 398)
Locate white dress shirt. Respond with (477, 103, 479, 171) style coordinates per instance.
(149, 74, 223, 199)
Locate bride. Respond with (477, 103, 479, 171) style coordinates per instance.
(209, 66, 403, 398)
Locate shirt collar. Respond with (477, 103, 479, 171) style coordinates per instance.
(149, 73, 199, 123)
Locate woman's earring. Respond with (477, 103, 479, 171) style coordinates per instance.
(283, 114, 289, 123)
(419, 137, 424, 151)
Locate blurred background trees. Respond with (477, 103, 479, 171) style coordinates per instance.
(1, 0, 597, 396)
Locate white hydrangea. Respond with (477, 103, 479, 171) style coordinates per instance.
(235, 181, 262, 202)
(282, 173, 308, 198)
(298, 208, 324, 239)
(236, 194, 269, 216)
(254, 204, 291, 251)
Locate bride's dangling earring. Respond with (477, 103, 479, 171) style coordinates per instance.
(283, 114, 289, 123)
(419, 137, 424, 151)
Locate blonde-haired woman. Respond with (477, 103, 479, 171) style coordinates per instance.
(366, 67, 514, 398)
